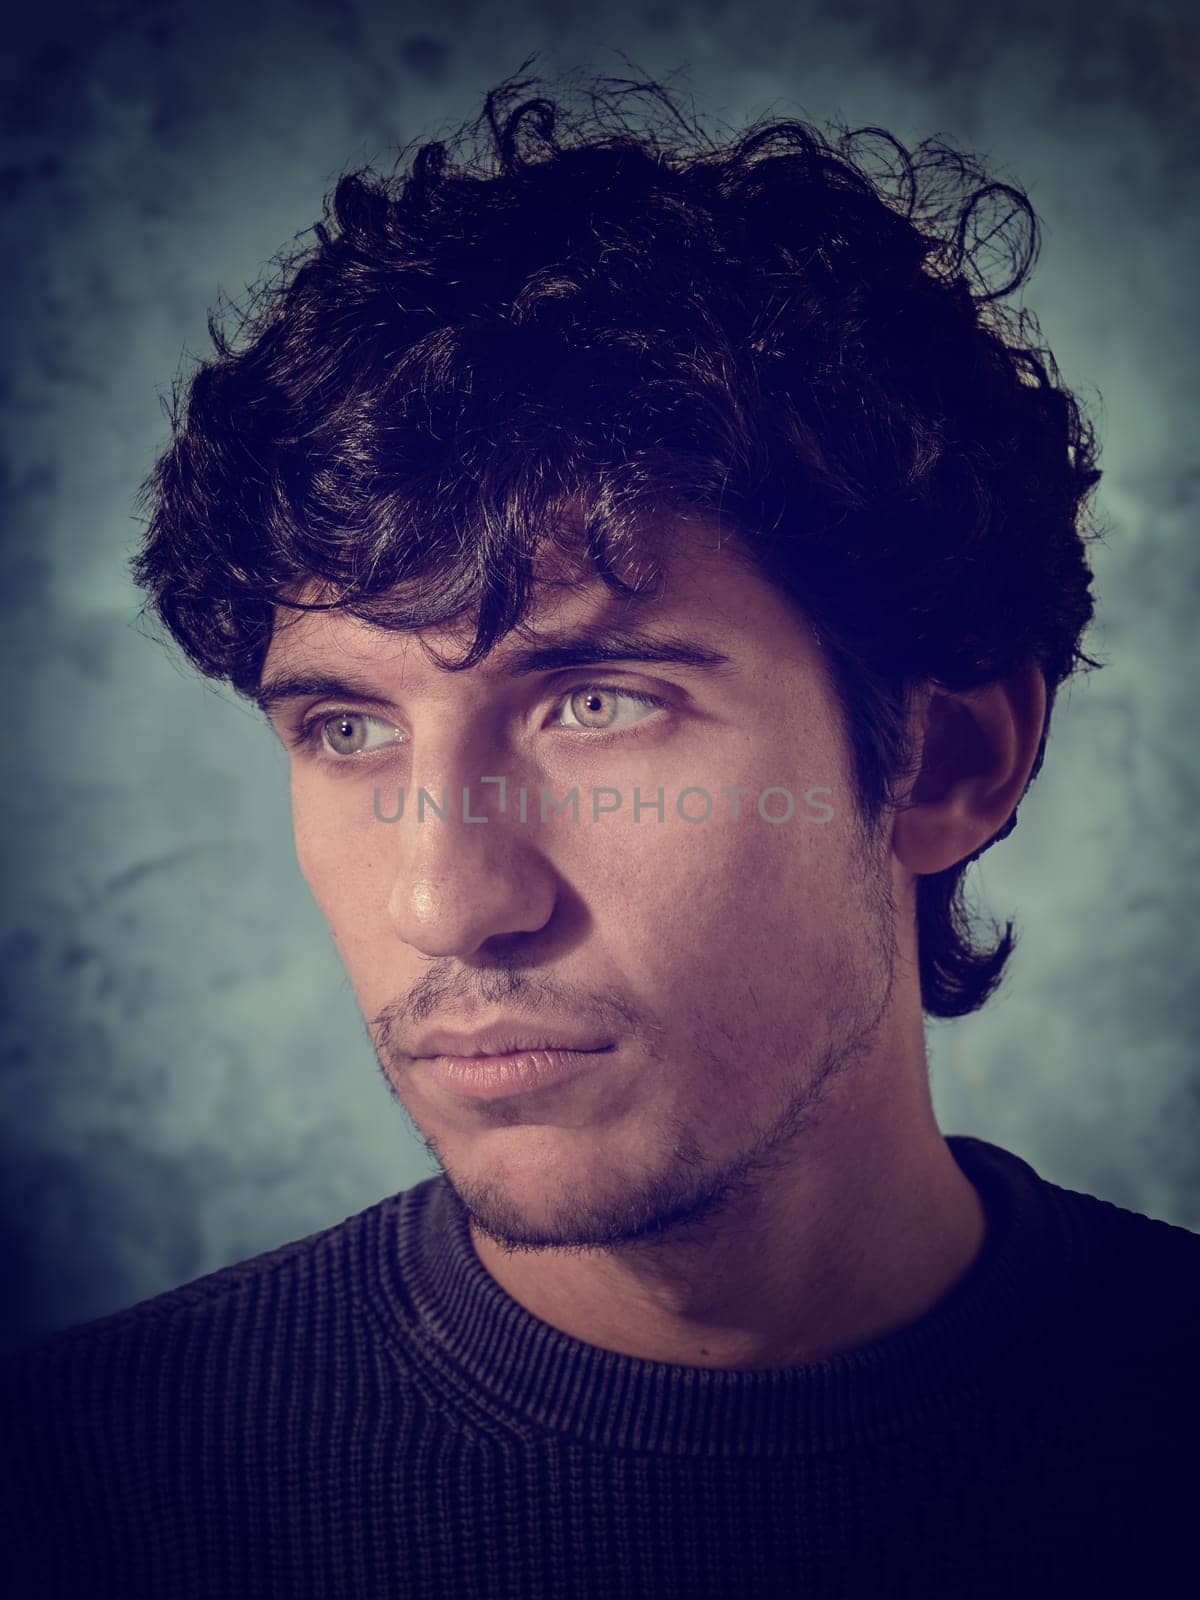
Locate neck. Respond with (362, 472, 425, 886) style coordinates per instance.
(467, 1096, 988, 1370)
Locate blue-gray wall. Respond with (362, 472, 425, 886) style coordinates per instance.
(2, 0, 1197, 1351)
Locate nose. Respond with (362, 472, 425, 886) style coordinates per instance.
(386, 779, 557, 958)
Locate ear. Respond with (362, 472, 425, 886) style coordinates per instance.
(891, 661, 1048, 877)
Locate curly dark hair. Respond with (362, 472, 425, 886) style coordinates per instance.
(131, 63, 1105, 1019)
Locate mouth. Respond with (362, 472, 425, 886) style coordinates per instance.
(418, 1043, 616, 1100)
(412, 1019, 616, 1060)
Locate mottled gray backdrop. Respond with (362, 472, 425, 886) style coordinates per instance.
(2, 0, 1197, 1350)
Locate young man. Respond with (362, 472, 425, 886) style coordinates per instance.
(3, 72, 1196, 1599)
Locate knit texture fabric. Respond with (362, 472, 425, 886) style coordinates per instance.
(2, 1133, 1197, 1598)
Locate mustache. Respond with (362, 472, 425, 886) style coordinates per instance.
(371, 963, 657, 1065)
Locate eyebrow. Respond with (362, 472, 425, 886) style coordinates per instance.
(255, 627, 736, 717)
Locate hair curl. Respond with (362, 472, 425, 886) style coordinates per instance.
(132, 63, 1105, 1018)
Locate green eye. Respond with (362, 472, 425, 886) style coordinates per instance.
(316, 712, 405, 757)
(554, 686, 666, 735)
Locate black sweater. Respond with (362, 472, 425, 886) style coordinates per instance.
(2, 1134, 1197, 1599)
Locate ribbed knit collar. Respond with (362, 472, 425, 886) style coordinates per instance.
(367, 1135, 1083, 1457)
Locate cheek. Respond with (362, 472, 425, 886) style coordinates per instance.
(577, 804, 839, 977)
(292, 786, 337, 900)
(291, 785, 386, 947)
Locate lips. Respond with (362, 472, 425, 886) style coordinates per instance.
(419, 1043, 614, 1100)
(412, 1020, 613, 1059)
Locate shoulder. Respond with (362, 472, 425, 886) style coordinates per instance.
(1051, 1177, 1200, 1314)
(0, 1179, 435, 1412)
(0, 1179, 445, 1593)
(953, 1134, 1200, 1389)
(1036, 1173, 1200, 1435)
(957, 1136, 1200, 1326)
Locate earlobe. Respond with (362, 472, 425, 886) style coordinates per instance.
(891, 661, 1048, 877)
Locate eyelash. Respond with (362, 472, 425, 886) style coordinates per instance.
(289, 684, 672, 765)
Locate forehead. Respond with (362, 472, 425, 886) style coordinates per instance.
(261, 520, 810, 687)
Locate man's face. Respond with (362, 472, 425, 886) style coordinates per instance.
(261, 527, 905, 1250)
